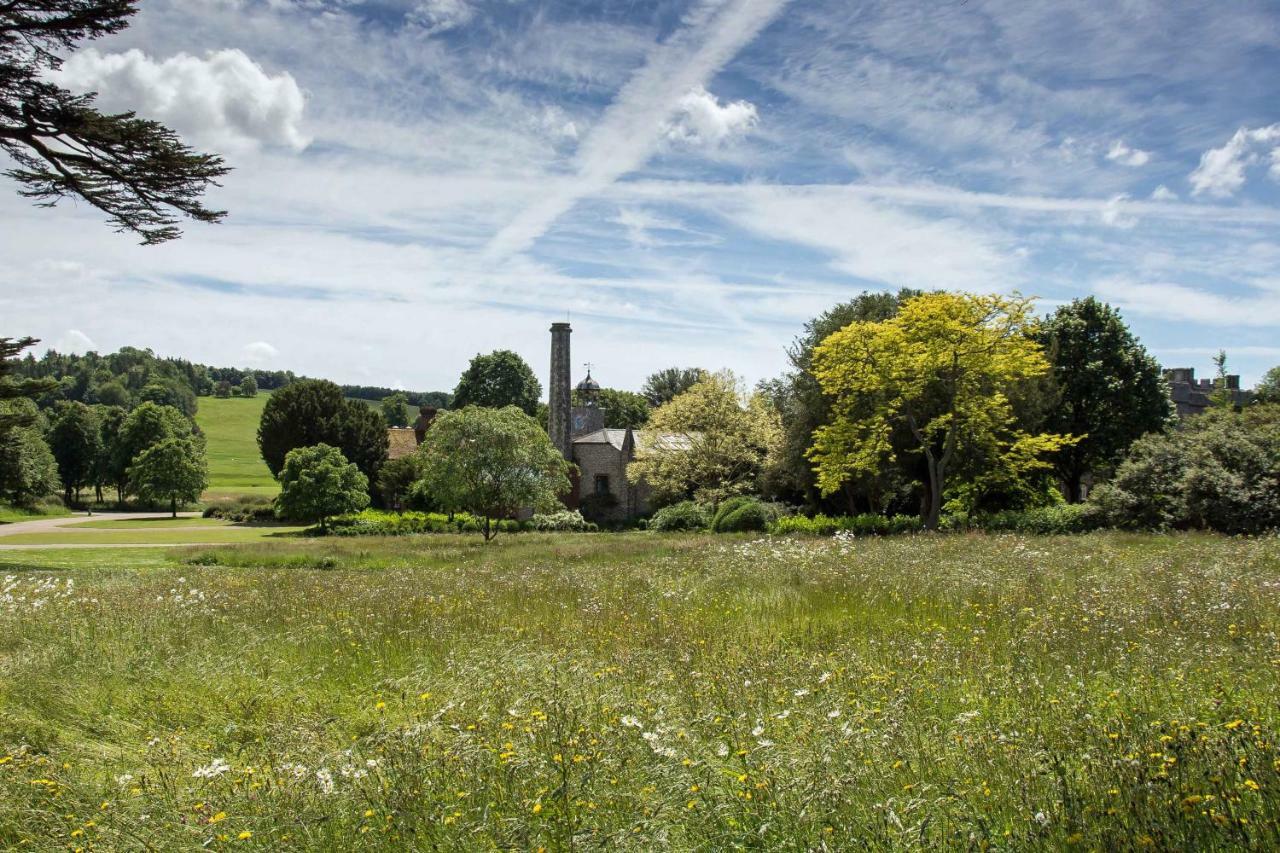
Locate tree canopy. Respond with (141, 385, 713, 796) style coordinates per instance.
(416, 406, 570, 540)
(381, 393, 410, 428)
(1256, 366, 1280, 405)
(640, 367, 706, 408)
(257, 379, 387, 487)
(0, 0, 229, 243)
(573, 387, 650, 429)
(627, 370, 781, 508)
(810, 292, 1074, 530)
(276, 443, 369, 530)
(452, 350, 541, 415)
(1036, 297, 1171, 501)
(128, 436, 207, 516)
(47, 400, 100, 503)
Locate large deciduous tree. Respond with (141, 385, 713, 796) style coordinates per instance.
(417, 406, 570, 541)
(640, 367, 705, 408)
(1035, 297, 1172, 501)
(110, 401, 191, 501)
(627, 370, 782, 508)
(1256, 366, 1280, 405)
(127, 436, 207, 516)
(810, 292, 1074, 530)
(381, 393, 409, 427)
(572, 386, 650, 429)
(452, 350, 541, 416)
(257, 379, 387, 488)
(0, 337, 60, 506)
(761, 289, 921, 512)
(275, 443, 369, 531)
(1, 0, 229, 243)
(47, 400, 100, 504)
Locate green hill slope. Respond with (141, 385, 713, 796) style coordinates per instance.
(195, 394, 279, 499)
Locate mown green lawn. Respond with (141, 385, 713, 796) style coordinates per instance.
(0, 525, 307, 545)
(0, 532, 1276, 850)
(0, 503, 71, 525)
(194, 393, 279, 500)
(63, 516, 241, 529)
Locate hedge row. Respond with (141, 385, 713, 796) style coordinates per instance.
(324, 508, 597, 536)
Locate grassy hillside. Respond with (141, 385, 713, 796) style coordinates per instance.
(194, 393, 279, 500)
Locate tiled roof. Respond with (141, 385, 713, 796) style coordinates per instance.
(387, 428, 420, 460)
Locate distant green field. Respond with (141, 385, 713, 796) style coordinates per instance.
(0, 503, 71, 524)
(0, 524, 307, 545)
(64, 516, 236, 529)
(194, 393, 279, 499)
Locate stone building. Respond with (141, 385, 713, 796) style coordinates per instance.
(1163, 367, 1249, 418)
(382, 323, 682, 521)
(549, 322, 687, 521)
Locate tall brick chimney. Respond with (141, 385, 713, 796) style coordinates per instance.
(549, 322, 572, 459)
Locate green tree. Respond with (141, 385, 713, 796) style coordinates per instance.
(627, 370, 782, 508)
(376, 454, 422, 510)
(0, 416, 60, 507)
(1256, 366, 1280, 404)
(91, 379, 130, 407)
(1092, 404, 1280, 533)
(47, 401, 101, 504)
(640, 367, 706, 408)
(452, 350, 541, 415)
(1, 337, 57, 434)
(417, 406, 570, 541)
(213, 380, 233, 398)
(1035, 297, 1172, 502)
(127, 437, 207, 516)
(763, 289, 921, 512)
(1, 0, 229, 243)
(0, 337, 60, 507)
(257, 379, 388, 488)
(238, 374, 258, 398)
(91, 404, 124, 503)
(276, 443, 369, 530)
(573, 387, 650, 429)
(111, 401, 192, 502)
(138, 378, 197, 417)
(381, 393, 410, 428)
(810, 292, 1075, 530)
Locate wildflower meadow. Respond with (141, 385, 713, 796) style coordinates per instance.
(1, 532, 1278, 849)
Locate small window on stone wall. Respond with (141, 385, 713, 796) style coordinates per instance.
(594, 474, 610, 496)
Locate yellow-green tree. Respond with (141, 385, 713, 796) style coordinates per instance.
(627, 370, 782, 507)
(809, 292, 1074, 530)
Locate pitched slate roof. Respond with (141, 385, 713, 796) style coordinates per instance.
(387, 427, 420, 460)
(572, 428, 694, 453)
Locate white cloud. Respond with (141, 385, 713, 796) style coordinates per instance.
(55, 330, 97, 354)
(1093, 279, 1280, 327)
(241, 341, 280, 365)
(1100, 193, 1137, 228)
(1106, 139, 1150, 166)
(664, 86, 758, 146)
(1150, 184, 1177, 201)
(407, 0, 475, 36)
(1189, 124, 1280, 197)
(52, 48, 308, 153)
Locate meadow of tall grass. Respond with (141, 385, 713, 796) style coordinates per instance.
(1, 532, 1277, 849)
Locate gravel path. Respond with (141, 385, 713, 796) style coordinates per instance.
(0, 511, 207, 549)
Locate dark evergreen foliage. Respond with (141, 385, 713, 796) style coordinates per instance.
(0, 0, 229, 242)
(257, 379, 388, 488)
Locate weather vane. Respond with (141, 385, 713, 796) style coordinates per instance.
(583, 361, 594, 375)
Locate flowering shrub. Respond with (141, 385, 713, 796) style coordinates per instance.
(528, 510, 596, 532)
(326, 509, 498, 536)
(769, 513, 923, 536)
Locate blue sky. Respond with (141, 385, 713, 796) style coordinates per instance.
(2, 0, 1279, 391)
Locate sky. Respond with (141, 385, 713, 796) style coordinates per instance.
(3, 0, 1280, 393)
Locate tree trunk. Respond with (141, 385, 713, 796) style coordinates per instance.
(1065, 472, 1083, 504)
(923, 460, 943, 531)
(170, 496, 177, 518)
(483, 516, 492, 541)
